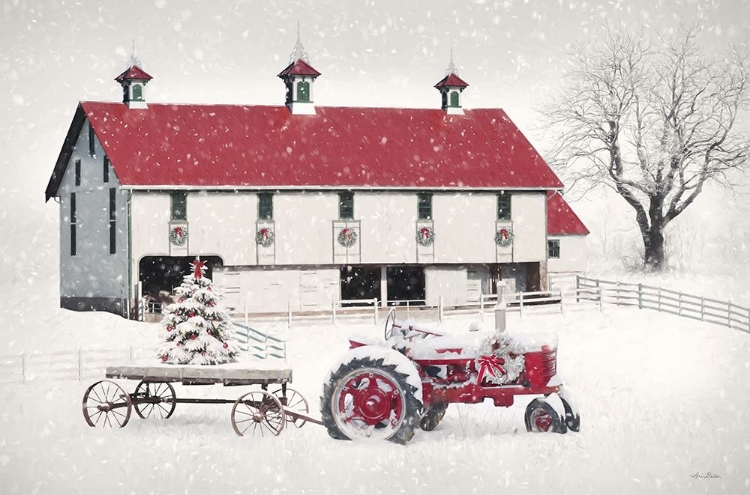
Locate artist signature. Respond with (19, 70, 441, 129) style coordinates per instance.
(690, 472, 720, 480)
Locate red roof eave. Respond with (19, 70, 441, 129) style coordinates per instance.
(547, 191, 589, 236)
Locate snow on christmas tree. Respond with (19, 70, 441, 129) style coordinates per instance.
(157, 258, 240, 365)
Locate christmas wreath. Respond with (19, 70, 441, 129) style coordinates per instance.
(256, 227, 275, 247)
(475, 334, 526, 385)
(416, 226, 435, 246)
(169, 226, 188, 246)
(494, 227, 513, 247)
(337, 227, 358, 247)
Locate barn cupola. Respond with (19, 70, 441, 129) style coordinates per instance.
(434, 51, 469, 115)
(115, 48, 153, 109)
(277, 25, 321, 115)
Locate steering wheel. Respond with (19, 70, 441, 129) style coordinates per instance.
(384, 307, 398, 340)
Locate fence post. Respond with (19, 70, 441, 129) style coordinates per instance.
(244, 303, 248, 327)
(406, 300, 411, 320)
(439, 296, 444, 323)
(678, 293, 682, 316)
(288, 301, 292, 329)
(575, 275, 580, 304)
(599, 288, 603, 312)
(332, 301, 337, 326)
(21, 352, 27, 384)
(480, 294, 485, 321)
(373, 299, 379, 325)
(519, 293, 524, 320)
(657, 288, 661, 311)
(559, 288, 564, 314)
(78, 348, 83, 382)
(700, 297, 704, 321)
(128, 346, 134, 362)
(638, 283, 642, 309)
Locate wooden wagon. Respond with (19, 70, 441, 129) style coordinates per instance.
(82, 362, 321, 436)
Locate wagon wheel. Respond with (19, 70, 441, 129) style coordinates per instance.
(231, 390, 286, 437)
(273, 387, 310, 428)
(82, 380, 132, 428)
(133, 381, 176, 420)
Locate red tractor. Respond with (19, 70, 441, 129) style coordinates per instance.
(321, 309, 580, 444)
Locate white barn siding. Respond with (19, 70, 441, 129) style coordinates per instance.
(548, 235, 588, 273)
(358, 192, 417, 264)
(433, 193, 496, 263)
(425, 266, 468, 306)
(511, 193, 546, 263)
(130, 193, 170, 258)
(188, 192, 257, 265)
(275, 192, 337, 265)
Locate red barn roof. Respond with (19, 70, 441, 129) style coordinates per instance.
(435, 73, 469, 89)
(547, 191, 589, 235)
(114, 65, 153, 83)
(46, 102, 564, 200)
(277, 59, 321, 78)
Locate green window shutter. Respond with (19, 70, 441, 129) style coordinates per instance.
(297, 81, 310, 102)
(109, 188, 116, 255)
(171, 192, 187, 221)
(258, 193, 274, 220)
(497, 193, 511, 220)
(450, 91, 459, 107)
(339, 192, 354, 219)
(417, 193, 432, 220)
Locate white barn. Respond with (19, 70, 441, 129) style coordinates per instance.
(45, 46, 588, 317)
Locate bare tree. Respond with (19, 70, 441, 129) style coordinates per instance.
(544, 26, 750, 270)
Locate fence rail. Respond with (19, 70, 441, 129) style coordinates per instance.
(231, 323, 286, 360)
(577, 276, 750, 333)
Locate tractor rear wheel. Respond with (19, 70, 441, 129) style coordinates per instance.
(321, 349, 422, 445)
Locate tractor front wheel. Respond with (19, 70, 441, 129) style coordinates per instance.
(321, 349, 422, 444)
(524, 398, 567, 434)
(420, 403, 448, 431)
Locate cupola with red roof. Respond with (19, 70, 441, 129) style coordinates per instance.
(115, 47, 153, 109)
(434, 50, 469, 115)
(277, 25, 321, 115)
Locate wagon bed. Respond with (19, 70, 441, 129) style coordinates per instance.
(105, 362, 293, 386)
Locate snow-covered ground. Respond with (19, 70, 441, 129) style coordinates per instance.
(1, 301, 749, 494)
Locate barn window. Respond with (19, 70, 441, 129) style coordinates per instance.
(132, 84, 143, 101)
(171, 192, 187, 221)
(258, 193, 274, 220)
(548, 239, 560, 259)
(497, 192, 511, 220)
(109, 188, 116, 255)
(75, 159, 81, 187)
(339, 192, 354, 219)
(417, 193, 432, 220)
(70, 192, 77, 256)
(103, 156, 109, 183)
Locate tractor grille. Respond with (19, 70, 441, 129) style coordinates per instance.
(542, 349, 557, 381)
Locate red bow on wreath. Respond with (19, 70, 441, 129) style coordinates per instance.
(259, 228, 269, 239)
(476, 354, 506, 383)
(420, 227, 431, 239)
(173, 226, 184, 238)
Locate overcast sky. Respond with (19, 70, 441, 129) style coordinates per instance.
(1, 0, 748, 228)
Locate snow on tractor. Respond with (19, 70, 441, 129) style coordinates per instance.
(320, 308, 580, 444)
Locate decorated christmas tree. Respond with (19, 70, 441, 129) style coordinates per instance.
(157, 259, 240, 365)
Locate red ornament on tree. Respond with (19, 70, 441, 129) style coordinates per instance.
(190, 334, 197, 340)
(223, 342, 228, 349)
(176, 342, 181, 347)
(161, 355, 168, 362)
(166, 325, 173, 332)
(188, 311, 196, 317)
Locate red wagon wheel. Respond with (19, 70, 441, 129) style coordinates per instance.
(133, 381, 176, 420)
(231, 390, 286, 437)
(273, 387, 309, 428)
(82, 380, 132, 428)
